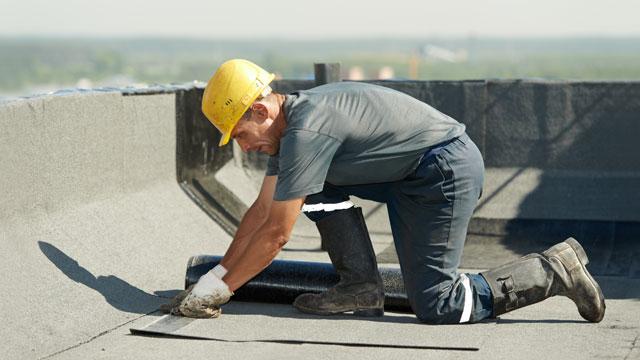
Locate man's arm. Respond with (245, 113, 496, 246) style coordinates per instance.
(222, 195, 304, 292)
(164, 178, 283, 318)
(219, 175, 277, 271)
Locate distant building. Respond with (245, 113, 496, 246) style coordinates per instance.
(347, 66, 364, 81)
(377, 66, 395, 80)
(76, 78, 93, 89)
(422, 45, 468, 63)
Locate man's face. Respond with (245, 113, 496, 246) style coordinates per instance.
(230, 114, 279, 156)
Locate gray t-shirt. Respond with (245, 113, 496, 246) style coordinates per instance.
(267, 82, 465, 201)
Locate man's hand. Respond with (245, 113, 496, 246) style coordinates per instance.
(160, 266, 233, 318)
(180, 269, 233, 316)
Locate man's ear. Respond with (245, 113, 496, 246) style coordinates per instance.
(251, 102, 269, 121)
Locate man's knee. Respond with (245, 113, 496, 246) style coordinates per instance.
(415, 309, 466, 325)
(413, 298, 456, 325)
(411, 274, 492, 325)
(409, 277, 470, 325)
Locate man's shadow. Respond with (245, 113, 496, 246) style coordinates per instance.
(38, 241, 180, 314)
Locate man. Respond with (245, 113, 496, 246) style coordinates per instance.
(164, 59, 605, 324)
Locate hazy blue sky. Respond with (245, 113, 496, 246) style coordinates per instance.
(1, 0, 639, 38)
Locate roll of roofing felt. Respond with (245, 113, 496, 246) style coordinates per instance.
(185, 255, 411, 312)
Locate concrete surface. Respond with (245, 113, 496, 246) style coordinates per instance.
(2, 85, 639, 360)
(43, 287, 640, 360)
(0, 91, 235, 359)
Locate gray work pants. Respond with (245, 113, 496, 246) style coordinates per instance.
(304, 133, 492, 323)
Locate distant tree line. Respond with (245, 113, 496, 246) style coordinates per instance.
(1, 37, 640, 95)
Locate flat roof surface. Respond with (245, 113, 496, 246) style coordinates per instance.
(3, 90, 639, 360)
(52, 277, 640, 360)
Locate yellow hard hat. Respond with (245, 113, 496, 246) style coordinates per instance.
(201, 59, 275, 146)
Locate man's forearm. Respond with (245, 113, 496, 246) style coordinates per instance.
(220, 202, 268, 270)
(222, 220, 287, 291)
(218, 195, 303, 292)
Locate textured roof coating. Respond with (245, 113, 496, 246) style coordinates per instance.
(1, 89, 639, 360)
(0, 91, 231, 359)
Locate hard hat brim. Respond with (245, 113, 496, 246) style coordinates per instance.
(219, 131, 232, 147)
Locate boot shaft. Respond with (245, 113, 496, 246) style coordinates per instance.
(316, 207, 383, 288)
(293, 207, 385, 316)
(481, 254, 556, 315)
(481, 238, 605, 322)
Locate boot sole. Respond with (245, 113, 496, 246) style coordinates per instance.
(564, 238, 606, 323)
(295, 304, 384, 317)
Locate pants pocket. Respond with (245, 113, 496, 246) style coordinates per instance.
(399, 155, 452, 206)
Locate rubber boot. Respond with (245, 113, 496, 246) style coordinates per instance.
(480, 238, 605, 322)
(293, 207, 385, 316)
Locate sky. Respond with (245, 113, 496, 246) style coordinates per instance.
(0, 0, 639, 39)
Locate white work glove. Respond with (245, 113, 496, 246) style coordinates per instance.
(160, 265, 233, 318)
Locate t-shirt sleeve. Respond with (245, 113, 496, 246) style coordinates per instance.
(273, 130, 342, 201)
